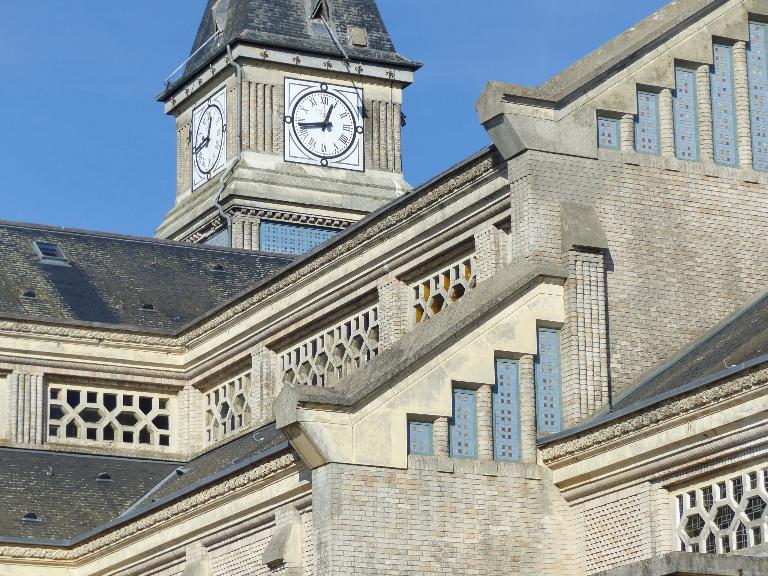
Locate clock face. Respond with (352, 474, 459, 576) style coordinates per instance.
(284, 79, 364, 171)
(192, 87, 227, 190)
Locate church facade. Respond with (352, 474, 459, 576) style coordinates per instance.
(2, 0, 768, 574)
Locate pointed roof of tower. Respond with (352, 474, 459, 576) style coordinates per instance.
(165, 0, 418, 97)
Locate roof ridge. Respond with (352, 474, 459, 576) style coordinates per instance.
(0, 219, 296, 258)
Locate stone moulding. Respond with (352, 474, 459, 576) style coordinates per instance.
(541, 366, 768, 464)
(0, 452, 297, 561)
(0, 150, 503, 350)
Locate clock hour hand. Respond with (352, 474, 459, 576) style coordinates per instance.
(298, 121, 328, 129)
(193, 137, 210, 154)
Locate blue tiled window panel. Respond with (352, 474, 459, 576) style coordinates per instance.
(749, 21, 768, 171)
(635, 91, 660, 155)
(673, 67, 699, 161)
(449, 388, 477, 459)
(711, 44, 739, 166)
(408, 421, 433, 456)
(203, 228, 231, 247)
(597, 116, 620, 150)
(493, 359, 521, 462)
(535, 328, 563, 435)
(259, 221, 339, 255)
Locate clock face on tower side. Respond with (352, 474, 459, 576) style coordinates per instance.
(192, 87, 227, 190)
(284, 79, 364, 171)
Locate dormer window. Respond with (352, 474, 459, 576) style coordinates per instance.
(211, 0, 230, 33)
(33, 241, 67, 265)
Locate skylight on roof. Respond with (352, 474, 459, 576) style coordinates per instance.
(33, 241, 67, 264)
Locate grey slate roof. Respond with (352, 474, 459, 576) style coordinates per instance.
(162, 0, 418, 98)
(0, 448, 178, 541)
(0, 221, 295, 332)
(0, 424, 289, 544)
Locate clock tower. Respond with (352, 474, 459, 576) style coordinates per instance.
(155, 0, 419, 254)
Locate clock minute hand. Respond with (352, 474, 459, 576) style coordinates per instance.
(298, 121, 327, 128)
(322, 104, 335, 128)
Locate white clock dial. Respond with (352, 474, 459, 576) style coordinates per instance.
(292, 91, 358, 161)
(192, 87, 228, 190)
(284, 79, 365, 171)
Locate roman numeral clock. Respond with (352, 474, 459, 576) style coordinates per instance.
(284, 78, 365, 171)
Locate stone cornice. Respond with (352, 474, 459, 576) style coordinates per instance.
(0, 149, 503, 353)
(0, 452, 297, 561)
(541, 366, 768, 464)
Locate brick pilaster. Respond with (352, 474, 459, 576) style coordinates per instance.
(697, 64, 714, 163)
(562, 249, 610, 426)
(474, 225, 503, 283)
(476, 385, 493, 461)
(659, 88, 675, 158)
(377, 273, 408, 352)
(433, 417, 449, 458)
(252, 344, 278, 424)
(177, 384, 205, 458)
(231, 213, 260, 250)
(519, 355, 537, 464)
(8, 367, 44, 445)
(620, 114, 635, 153)
(733, 40, 753, 169)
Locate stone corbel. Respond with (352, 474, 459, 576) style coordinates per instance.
(182, 542, 210, 576)
(262, 506, 302, 574)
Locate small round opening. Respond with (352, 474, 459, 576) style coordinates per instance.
(21, 290, 37, 299)
(96, 472, 112, 482)
(21, 512, 40, 523)
(140, 303, 155, 312)
(212, 264, 225, 272)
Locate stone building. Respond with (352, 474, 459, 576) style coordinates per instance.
(2, 0, 768, 574)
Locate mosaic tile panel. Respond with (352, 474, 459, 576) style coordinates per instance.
(597, 116, 620, 150)
(674, 67, 699, 161)
(749, 21, 768, 171)
(635, 91, 660, 155)
(493, 359, 521, 462)
(449, 388, 477, 459)
(712, 44, 739, 166)
(259, 220, 339, 255)
(535, 328, 563, 435)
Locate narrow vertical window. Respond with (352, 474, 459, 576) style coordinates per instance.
(535, 328, 563, 434)
(449, 388, 477, 459)
(749, 21, 768, 171)
(493, 359, 521, 462)
(597, 116, 620, 150)
(712, 44, 739, 166)
(673, 67, 699, 160)
(635, 91, 660, 154)
(408, 421, 433, 456)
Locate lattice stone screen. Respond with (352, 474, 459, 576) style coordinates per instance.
(675, 466, 768, 554)
(205, 370, 253, 445)
(48, 384, 172, 447)
(411, 256, 476, 324)
(281, 305, 379, 387)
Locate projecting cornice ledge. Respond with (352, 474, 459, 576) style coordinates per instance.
(275, 260, 568, 469)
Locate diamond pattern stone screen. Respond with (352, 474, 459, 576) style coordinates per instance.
(493, 359, 521, 462)
(259, 221, 339, 255)
(635, 91, 660, 155)
(449, 388, 477, 459)
(408, 421, 433, 456)
(597, 116, 620, 150)
(535, 328, 563, 434)
(205, 370, 252, 445)
(411, 255, 477, 324)
(674, 67, 699, 161)
(749, 21, 768, 171)
(712, 44, 739, 166)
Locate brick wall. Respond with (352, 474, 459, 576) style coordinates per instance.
(312, 462, 582, 576)
(209, 523, 273, 576)
(511, 151, 768, 396)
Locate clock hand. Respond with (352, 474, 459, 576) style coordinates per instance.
(298, 122, 327, 128)
(322, 104, 335, 128)
(193, 136, 210, 154)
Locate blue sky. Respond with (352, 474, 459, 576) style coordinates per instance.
(0, 1, 668, 237)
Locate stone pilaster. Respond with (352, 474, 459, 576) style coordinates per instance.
(620, 114, 635, 153)
(697, 64, 714, 163)
(377, 273, 409, 352)
(252, 344, 279, 424)
(519, 354, 537, 464)
(733, 41, 753, 169)
(476, 385, 493, 461)
(659, 88, 675, 158)
(8, 367, 45, 445)
(178, 384, 205, 458)
(474, 225, 504, 283)
(562, 249, 610, 426)
(184, 541, 210, 576)
(230, 212, 260, 250)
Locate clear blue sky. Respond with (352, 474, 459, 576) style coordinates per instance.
(0, 1, 668, 237)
